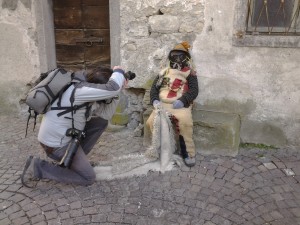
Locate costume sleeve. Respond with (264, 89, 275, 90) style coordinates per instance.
(149, 75, 160, 105)
(178, 72, 199, 107)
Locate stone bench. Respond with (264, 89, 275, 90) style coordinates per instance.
(143, 108, 241, 157)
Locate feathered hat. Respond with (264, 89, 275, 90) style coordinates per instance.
(168, 41, 191, 59)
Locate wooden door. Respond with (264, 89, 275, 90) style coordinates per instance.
(53, 0, 110, 71)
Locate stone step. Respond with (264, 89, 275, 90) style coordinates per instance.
(143, 108, 241, 157)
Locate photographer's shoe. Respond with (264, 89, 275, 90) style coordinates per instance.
(21, 156, 40, 188)
(184, 156, 196, 167)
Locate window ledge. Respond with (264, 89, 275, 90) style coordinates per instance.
(232, 33, 300, 48)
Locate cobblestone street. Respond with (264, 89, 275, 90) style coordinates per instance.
(0, 115, 300, 225)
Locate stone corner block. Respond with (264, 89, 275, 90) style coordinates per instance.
(142, 108, 241, 157)
(142, 108, 153, 147)
(192, 109, 241, 157)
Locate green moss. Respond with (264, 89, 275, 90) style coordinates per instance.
(142, 79, 155, 90)
(111, 113, 129, 126)
(114, 105, 124, 114)
(256, 153, 265, 158)
(240, 143, 278, 150)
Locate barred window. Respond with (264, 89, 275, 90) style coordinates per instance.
(233, 0, 300, 47)
(246, 0, 300, 35)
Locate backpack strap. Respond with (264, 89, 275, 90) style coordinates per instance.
(52, 102, 90, 117)
(56, 83, 73, 108)
(56, 72, 82, 108)
(53, 75, 86, 114)
(25, 108, 38, 138)
(52, 82, 91, 130)
(72, 76, 84, 82)
(69, 83, 79, 130)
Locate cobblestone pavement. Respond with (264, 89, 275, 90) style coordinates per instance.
(0, 115, 300, 225)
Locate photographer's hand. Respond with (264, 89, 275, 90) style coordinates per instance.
(113, 65, 124, 71)
(113, 66, 127, 88)
(113, 66, 135, 88)
(123, 79, 129, 88)
(113, 66, 125, 77)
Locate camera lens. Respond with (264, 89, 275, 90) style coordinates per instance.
(124, 71, 136, 80)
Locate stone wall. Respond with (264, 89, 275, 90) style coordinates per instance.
(0, 0, 39, 114)
(119, 0, 204, 88)
(118, 0, 300, 148)
(0, 0, 299, 148)
(192, 0, 300, 147)
(117, 0, 204, 130)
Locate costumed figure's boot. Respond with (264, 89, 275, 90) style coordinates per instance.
(179, 135, 196, 167)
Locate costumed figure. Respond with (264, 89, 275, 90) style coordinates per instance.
(146, 41, 199, 167)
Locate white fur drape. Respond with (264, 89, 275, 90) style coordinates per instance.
(145, 104, 177, 173)
(93, 105, 181, 180)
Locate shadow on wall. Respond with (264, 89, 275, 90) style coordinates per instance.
(0, 80, 27, 115)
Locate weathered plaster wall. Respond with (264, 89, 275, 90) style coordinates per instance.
(119, 0, 300, 147)
(0, 0, 299, 148)
(0, 0, 39, 114)
(192, 0, 300, 147)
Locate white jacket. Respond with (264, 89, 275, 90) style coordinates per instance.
(91, 97, 119, 121)
(38, 71, 125, 148)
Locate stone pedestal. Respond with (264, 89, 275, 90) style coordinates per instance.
(143, 108, 241, 157)
(192, 109, 241, 156)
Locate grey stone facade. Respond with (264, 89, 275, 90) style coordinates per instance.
(119, 0, 203, 87)
(0, 0, 299, 149)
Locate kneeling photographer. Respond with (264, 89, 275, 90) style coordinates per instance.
(21, 66, 135, 187)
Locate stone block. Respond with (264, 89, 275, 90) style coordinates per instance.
(143, 108, 153, 147)
(143, 108, 241, 157)
(240, 119, 287, 147)
(192, 109, 240, 156)
(149, 15, 179, 33)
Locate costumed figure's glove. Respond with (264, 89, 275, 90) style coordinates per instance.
(172, 100, 184, 109)
(153, 100, 160, 108)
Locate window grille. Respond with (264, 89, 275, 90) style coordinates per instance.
(246, 0, 300, 35)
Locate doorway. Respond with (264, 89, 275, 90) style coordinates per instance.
(52, 0, 110, 71)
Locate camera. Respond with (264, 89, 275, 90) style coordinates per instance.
(65, 128, 85, 139)
(59, 128, 85, 168)
(124, 71, 136, 80)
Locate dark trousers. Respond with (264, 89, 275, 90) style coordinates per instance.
(35, 117, 108, 186)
